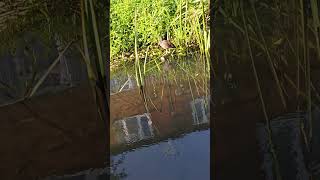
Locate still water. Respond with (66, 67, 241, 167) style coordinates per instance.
(0, 33, 210, 179)
(110, 62, 210, 180)
(111, 130, 210, 180)
(35, 58, 210, 180)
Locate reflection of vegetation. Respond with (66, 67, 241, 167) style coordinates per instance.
(0, 0, 108, 145)
(214, 1, 320, 179)
(110, 154, 128, 180)
(162, 140, 179, 157)
(0, 1, 107, 52)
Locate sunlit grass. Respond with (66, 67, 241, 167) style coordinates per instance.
(110, 0, 210, 73)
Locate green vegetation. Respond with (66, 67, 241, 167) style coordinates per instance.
(110, 0, 210, 73)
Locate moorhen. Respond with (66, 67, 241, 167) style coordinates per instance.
(159, 38, 175, 55)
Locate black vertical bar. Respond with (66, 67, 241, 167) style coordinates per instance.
(211, 1, 262, 179)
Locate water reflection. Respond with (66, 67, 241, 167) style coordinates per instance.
(191, 97, 210, 125)
(111, 95, 209, 148)
(257, 109, 320, 180)
(113, 113, 154, 144)
(111, 130, 210, 180)
(110, 75, 136, 94)
(0, 32, 88, 106)
(109, 69, 210, 179)
(0, 60, 211, 180)
(39, 62, 210, 180)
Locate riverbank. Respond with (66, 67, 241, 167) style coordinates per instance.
(110, 0, 210, 72)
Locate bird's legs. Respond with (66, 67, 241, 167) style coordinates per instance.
(161, 49, 168, 59)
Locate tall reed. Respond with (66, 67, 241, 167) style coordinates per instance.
(79, 0, 109, 154)
(215, 0, 320, 178)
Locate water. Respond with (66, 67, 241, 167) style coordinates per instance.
(25, 58, 210, 180)
(257, 109, 320, 180)
(0, 29, 209, 179)
(109, 65, 210, 179)
(0, 32, 88, 106)
(257, 113, 309, 180)
(111, 130, 210, 180)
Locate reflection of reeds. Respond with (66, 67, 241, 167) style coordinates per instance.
(240, 2, 282, 179)
(27, 41, 74, 97)
(0, 79, 17, 101)
(251, 2, 286, 110)
(216, 0, 320, 178)
(0, 2, 109, 156)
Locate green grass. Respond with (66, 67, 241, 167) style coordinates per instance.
(110, 0, 210, 72)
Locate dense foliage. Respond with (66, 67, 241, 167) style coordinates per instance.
(110, 0, 210, 60)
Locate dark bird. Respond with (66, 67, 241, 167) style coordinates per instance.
(159, 39, 176, 50)
(159, 38, 176, 56)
